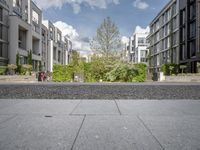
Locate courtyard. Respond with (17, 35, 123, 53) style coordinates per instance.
(0, 99, 200, 150)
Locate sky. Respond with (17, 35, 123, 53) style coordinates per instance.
(33, 0, 169, 54)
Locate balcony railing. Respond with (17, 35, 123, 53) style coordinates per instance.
(13, 6, 22, 17)
(32, 24, 40, 34)
(0, 0, 9, 8)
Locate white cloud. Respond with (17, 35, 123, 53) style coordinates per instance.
(33, 0, 120, 14)
(53, 21, 91, 54)
(133, 0, 149, 10)
(134, 25, 150, 34)
(121, 36, 129, 44)
(53, 21, 79, 40)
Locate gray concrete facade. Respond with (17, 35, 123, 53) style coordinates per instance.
(0, 0, 72, 72)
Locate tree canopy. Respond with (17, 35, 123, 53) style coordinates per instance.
(91, 17, 121, 57)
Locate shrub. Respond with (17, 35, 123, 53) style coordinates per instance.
(21, 64, 32, 75)
(132, 63, 147, 82)
(106, 63, 145, 82)
(7, 64, 17, 75)
(53, 64, 74, 82)
(0, 66, 7, 75)
(161, 64, 179, 75)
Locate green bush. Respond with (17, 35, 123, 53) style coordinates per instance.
(132, 63, 147, 82)
(21, 64, 32, 75)
(106, 63, 146, 82)
(161, 64, 179, 75)
(52, 60, 147, 82)
(53, 64, 73, 82)
(0, 66, 7, 75)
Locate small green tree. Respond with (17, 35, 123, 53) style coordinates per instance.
(169, 65, 175, 75)
(180, 65, 187, 74)
(28, 50, 32, 65)
(16, 53, 20, 66)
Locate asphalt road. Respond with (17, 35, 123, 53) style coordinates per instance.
(0, 99, 200, 150)
(0, 82, 200, 99)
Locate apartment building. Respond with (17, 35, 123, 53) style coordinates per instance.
(148, 0, 179, 73)
(179, 0, 200, 73)
(8, 0, 42, 71)
(0, 0, 9, 66)
(128, 27, 149, 64)
(0, 0, 72, 72)
(43, 20, 72, 72)
(63, 35, 72, 64)
(41, 24, 48, 71)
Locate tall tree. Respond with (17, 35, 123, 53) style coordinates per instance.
(91, 17, 121, 57)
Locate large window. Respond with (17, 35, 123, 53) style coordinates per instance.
(189, 3, 196, 20)
(190, 41, 196, 57)
(0, 8, 2, 21)
(53, 48, 56, 60)
(189, 22, 196, 38)
(0, 43, 2, 57)
(32, 10, 39, 24)
(13, 0, 22, 7)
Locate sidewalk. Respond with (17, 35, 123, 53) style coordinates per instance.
(0, 99, 200, 150)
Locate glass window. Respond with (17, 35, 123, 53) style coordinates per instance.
(32, 10, 39, 24)
(189, 22, 196, 38)
(0, 43, 2, 57)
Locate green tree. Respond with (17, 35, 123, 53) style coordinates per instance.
(28, 50, 32, 65)
(91, 17, 121, 57)
(16, 53, 20, 66)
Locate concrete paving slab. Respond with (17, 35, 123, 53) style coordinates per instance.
(0, 115, 16, 124)
(0, 100, 25, 109)
(0, 115, 84, 150)
(73, 116, 162, 150)
(140, 116, 200, 150)
(117, 100, 200, 116)
(0, 100, 80, 115)
(72, 100, 119, 115)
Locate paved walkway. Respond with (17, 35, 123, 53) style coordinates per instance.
(0, 100, 200, 150)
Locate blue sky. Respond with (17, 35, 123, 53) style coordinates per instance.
(34, 0, 169, 53)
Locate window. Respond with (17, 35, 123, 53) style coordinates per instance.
(0, 8, 2, 21)
(0, 24, 2, 39)
(58, 33, 61, 42)
(32, 10, 39, 24)
(190, 41, 196, 57)
(189, 3, 196, 20)
(50, 27, 53, 40)
(180, 9, 186, 26)
(172, 3, 177, 16)
(0, 43, 2, 57)
(180, 44, 185, 60)
(189, 22, 196, 38)
(13, 0, 22, 7)
(53, 48, 56, 60)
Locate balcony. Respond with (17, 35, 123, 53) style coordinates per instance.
(32, 24, 40, 34)
(13, 6, 22, 17)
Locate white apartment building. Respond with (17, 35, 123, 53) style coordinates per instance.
(8, 0, 42, 71)
(128, 26, 149, 64)
(0, 0, 9, 66)
(43, 20, 72, 72)
(0, 0, 72, 72)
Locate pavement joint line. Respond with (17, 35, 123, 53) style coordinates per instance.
(69, 100, 82, 115)
(137, 115, 165, 150)
(70, 114, 86, 150)
(0, 114, 18, 125)
(114, 100, 122, 115)
(69, 114, 120, 116)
